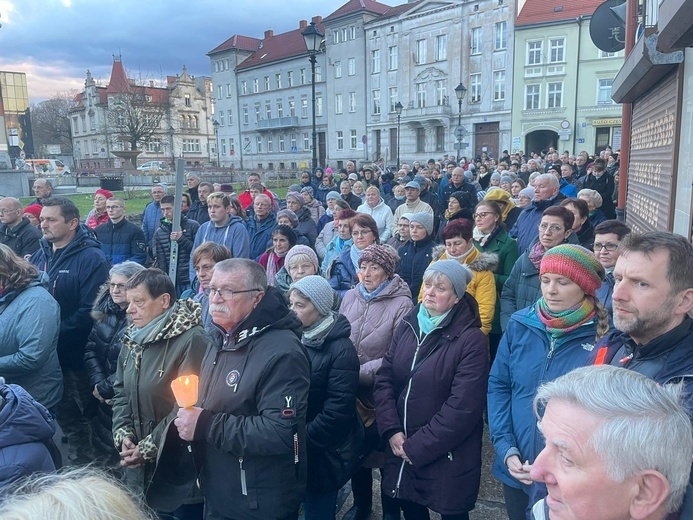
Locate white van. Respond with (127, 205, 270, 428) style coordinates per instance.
(22, 159, 71, 176)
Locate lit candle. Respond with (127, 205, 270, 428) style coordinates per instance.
(171, 374, 199, 409)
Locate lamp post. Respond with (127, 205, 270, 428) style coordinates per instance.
(212, 119, 220, 167)
(454, 83, 467, 163)
(395, 101, 403, 169)
(302, 21, 323, 172)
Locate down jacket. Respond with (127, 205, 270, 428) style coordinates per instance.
(83, 284, 128, 453)
(340, 275, 413, 388)
(488, 303, 600, 489)
(95, 218, 147, 266)
(398, 234, 435, 303)
(374, 294, 489, 515)
(295, 206, 318, 248)
(357, 199, 394, 242)
(154, 217, 199, 290)
(424, 246, 498, 335)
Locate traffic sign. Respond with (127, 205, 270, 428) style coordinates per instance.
(454, 126, 467, 139)
(362, 135, 368, 144)
(291, 146, 298, 153)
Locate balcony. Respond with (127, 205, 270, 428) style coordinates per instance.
(257, 116, 300, 131)
(401, 104, 453, 120)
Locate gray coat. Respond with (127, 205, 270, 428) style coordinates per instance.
(499, 251, 541, 331)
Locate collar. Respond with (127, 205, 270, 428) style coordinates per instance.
(623, 316, 693, 362)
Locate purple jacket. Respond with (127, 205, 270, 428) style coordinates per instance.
(374, 294, 489, 515)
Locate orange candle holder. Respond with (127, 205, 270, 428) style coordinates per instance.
(171, 375, 199, 409)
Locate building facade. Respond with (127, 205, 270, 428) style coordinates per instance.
(0, 71, 33, 160)
(511, 0, 624, 156)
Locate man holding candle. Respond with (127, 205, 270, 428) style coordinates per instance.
(175, 258, 310, 520)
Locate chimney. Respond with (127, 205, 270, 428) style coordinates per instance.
(311, 16, 322, 25)
(264, 29, 274, 39)
(299, 20, 308, 30)
(149, 80, 154, 87)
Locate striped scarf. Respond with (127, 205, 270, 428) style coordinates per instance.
(538, 297, 595, 338)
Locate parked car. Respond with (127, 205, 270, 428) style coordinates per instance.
(137, 161, 169, 172)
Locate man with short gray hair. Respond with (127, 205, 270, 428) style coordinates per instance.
(530, 365, 693, 520)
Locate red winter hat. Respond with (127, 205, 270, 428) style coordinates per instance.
(95, 188, 113, 199)
(23, 204, 43, 220)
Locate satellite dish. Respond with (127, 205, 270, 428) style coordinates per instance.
(590, 0, 626, 53)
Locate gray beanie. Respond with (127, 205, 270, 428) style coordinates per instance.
(490, 172, 501, 181)
(290, 275, 335, 316)
(500, 175, 513, 185)
(425, 260, 473, 298)
(288, 184, 303, 193)
(519, 186, 535, 199)
(326, 191, 341, 201)
(409, 212, 434, 235)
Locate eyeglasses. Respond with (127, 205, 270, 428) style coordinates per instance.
(473, 212, 492, 219)
(208, 287, 261, 301)
(538, 223, 564, 234)
(352, 230, 372, 237)
(594, 242, 619, 252)
(109, 282, 126, 290)
(0, 209, 19, 215)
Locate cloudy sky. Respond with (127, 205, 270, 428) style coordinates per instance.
(0, 0, 355, 103)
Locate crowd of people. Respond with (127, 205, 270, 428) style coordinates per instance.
(0, 146, 691, 520)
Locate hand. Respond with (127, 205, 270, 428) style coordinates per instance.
(92, 385, 105, 402)
(175, 406, 204, 441)
(507, 455, 533, 485)
(170, 231, 182, 241)
(388, 432, 406, 459)
(119, 438, 144, 468)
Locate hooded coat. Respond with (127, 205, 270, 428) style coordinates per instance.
(191, 287, 311, 520)
(374, 295, 489, 515)
(357, 198, 394, 242)
(189, 216, 250, 282)
(0, 384, 56, 493)
(30, 224, 110, 370)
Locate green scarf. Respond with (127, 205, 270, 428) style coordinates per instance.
(417, 304, 451, 336)
(537, 297, 595, 338)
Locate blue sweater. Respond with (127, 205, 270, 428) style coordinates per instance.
(189, 216, 250, 282)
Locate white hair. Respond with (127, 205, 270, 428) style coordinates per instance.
(534, 365, 693, 513)
(534, 173, 559, 189)
(578, 188, 603, 209)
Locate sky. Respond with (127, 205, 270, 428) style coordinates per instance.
(0, 0, 357, 103)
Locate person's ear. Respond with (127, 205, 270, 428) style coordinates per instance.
(160, 293, 172, 309)
(674, 288, 693, 316)
(629, 470, 670, 520)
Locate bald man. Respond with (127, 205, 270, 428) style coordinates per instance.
(0, 197, 42, 257)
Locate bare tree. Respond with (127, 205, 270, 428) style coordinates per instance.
(106, 85, 168, 151)
(30, 91, 76, 155)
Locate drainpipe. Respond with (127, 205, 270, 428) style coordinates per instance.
(572, 16, 582, 153)
(616, 0, 636, 221)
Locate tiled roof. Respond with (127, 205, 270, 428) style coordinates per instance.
(236, 23, 327, 71)
(516, 0, 603, 26)
(104, 58, 169, 103)
(324, 0, 391, 22)
(208, 34, 262, 56)
(375, 0, 423, 21)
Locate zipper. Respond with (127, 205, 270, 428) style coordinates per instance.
(544, 337, 557, 371)
(356, 301, 370, 349)
(239, 457, 247, 496)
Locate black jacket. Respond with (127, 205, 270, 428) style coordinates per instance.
(303, 313, 360, 492)
(583, 172, 616, 219)
(30, 225, 110, 369)
(295, 206, 317, 248)
(186, 201, 210, 225)
(0, 218, 41, 258)
(83, 285, 128, 452)
(193, 287, 311, 519)
(343, 192, 362, 211)
(95, 218, 147, 266)
(153, 217, 199, 289)
(398, 235, 435, 303)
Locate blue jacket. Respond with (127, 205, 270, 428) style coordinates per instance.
(487, 304, 599, 489)
(245, 213, 277, 261)
(509, 194, 566, 254)
(559, 178, 577, 198)
(0, 275, 63, 410)
(0, 384, 56, 494)
(30, 225, 110, 370)
(189, 216, 250, 282)
(141, 200, 162, 248)
(595, 271, 615, 326)
(327, 247, 359, 298)
(95, 218, 147, 266)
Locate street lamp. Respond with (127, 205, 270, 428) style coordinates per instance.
(454, 83, 467, 163)
(395, 101, 403, 169)
(212, 119, 220, 167)
(302, 21, 324, 172)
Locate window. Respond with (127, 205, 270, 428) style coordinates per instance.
(264, 76, 270, 91)
(290, 134, 297, 149)
(275, 74, 282, 89)
(527, 41, 542, 65)
(265, 102, 272, 119)
(416, 39, 426, 64)
(316, 95, 323, 116)
(335, 61, 342, 78)
(221, 139, 227, 156)
(228, 109, 233, 126)
(493, 70, 505, 101)
(226, 84, 232, 97)
(289, 100, 296, 117)
(471, 28, 482, 55)
(337, 131, 344, 150)
(372, 50, 381, 73)
(388, 46, 398, 70)
(416, 83, 426, 108)
(333, 30, 339, 44)
(598, 79, 614, 104)
(185, 93, 191, 106)
(267, 135, 273, 152)
(372, 89, 381, 115)
(300, 69, 306, 84)
(335, 94, 343, 114)
(301, 98, 308, 118)
(256, 136, 262, 153)
(90, 115, 96, 130)
(547, 82, 563, 108)
(279, 135, 285, 152)
(350, 129, 357, 149)
(217, 85, 222, 99)
(348, 92, 356, 112)
(254, 104, 261, 123)
(525, 84, 540, 109)
(241, 81, 247, 95)
(315, 66, 322, 82)
(219, 111, 225, 126)
(348, 58, 355, 76)
(243, 107, 249, 124)
(287, 71, 294, 87)
(81, 115, 86, 132)
(435, 79, 446, 106)
(277, 101, 283, 118)
(230, 138, 235, 154)
(389, 87, 398, 112)
(342, 28, 348, 41)
(549, 38, 565, 63)
(416, 128, 425, 153)
(349, 26, 356, 40)
(147, 138, 161, 153)
(436, 35, 447, 61)
(435, 126, 445, 151)
(73, 117, 79, 134)
(303, 133, 310, 151)
(253, 78, 259, 93)
(470, 73, 481, 103)
(495, 22, 507, 50)
(183, 139, 201, 153)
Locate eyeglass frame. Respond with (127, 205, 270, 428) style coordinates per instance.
(109, 282, 127, 291)
(593, 242, 619, 252)
(208, 287, 262, 301)
(538, 223, 565, 234)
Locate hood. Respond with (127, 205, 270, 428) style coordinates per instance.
(37, 224, 102, 272)
(214, 215, 244, 230)
(216, 286, 302, 351)
(91, 282, 127, 322)
(431, 246, 498, 272)
(0, 275, 49, 311)
(0, 384, 56, 448)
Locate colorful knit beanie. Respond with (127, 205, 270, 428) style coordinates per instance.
(540, 244, 605, 296)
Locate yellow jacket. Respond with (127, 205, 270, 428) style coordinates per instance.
(418, 246, 498, 335)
